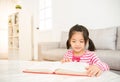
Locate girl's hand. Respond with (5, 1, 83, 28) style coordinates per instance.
(86, 65, 103, 77)
(61, 58, 71, 63)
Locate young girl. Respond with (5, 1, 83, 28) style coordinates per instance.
(61, 24, 109, 77)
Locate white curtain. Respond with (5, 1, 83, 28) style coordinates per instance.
(0, 0, 16, 58)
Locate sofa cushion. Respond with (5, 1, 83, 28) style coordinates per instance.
(59, 31, 68, 48)
(89, 27, 116, 50)
(95, 50, 120, 70)
(42, 49, 67, 61)
(117, 27, 120, 50)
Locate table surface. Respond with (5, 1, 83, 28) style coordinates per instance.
(0, 60, 120, 82)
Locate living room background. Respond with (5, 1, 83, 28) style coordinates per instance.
(38, 0, 120, 43)
(0, 0, 120, 60)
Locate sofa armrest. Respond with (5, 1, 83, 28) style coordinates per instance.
(38, 42, 60, 60)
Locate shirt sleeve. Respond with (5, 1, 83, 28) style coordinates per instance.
(90, 53, 109, 71)
(63, 50, 73, 61)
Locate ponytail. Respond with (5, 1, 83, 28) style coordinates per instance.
(66, 40, 70, 49)
(88, 38, 96, 51)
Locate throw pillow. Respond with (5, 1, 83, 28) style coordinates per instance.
(89, 27, 116, 50)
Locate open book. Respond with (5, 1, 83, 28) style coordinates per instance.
(23, 61, 89, 76)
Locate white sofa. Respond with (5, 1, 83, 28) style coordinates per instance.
(38, 26, 120, 74)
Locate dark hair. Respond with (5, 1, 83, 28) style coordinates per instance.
(66, 24, 96, 51)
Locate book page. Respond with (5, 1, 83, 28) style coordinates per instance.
(23, 61, 62, 73)
(54, 62, 89, 75)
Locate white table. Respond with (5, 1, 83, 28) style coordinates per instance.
(0, 60, 120, 82)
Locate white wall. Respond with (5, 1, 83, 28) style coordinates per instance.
(38, 0, 120, 42)
(52, 0, 120, 29)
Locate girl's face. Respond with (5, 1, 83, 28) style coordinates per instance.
(70, 32, 85, 55)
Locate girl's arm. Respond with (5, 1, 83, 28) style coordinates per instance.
(61, 50, 73, 63)
(86, 53, 109, 77)
(90, 54, 109, 71)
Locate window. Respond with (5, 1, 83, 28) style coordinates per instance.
(39, 0, 52, 30)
